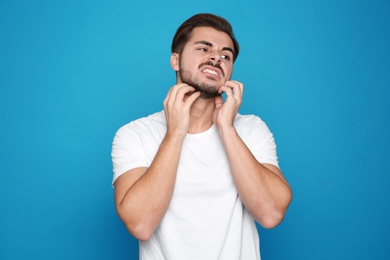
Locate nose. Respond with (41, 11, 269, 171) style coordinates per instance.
(208, 52, 221, 65)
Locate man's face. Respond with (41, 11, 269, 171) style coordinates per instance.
(175, 27, 235, 99)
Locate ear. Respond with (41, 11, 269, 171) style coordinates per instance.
(170, 53, 180, 71)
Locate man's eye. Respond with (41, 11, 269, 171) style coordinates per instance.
(198, 48, 207, 52)
(221, 54, 231, 61)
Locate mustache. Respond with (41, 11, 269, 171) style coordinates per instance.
(198, 61, 225, 77)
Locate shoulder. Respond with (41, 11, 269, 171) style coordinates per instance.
(234, 113, 274, 141)
(115, 111, 166, 136)
(234, 113, 266, 129)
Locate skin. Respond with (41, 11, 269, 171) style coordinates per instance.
(114, 27, 292, 242)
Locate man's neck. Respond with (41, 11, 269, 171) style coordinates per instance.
(188, 97, 215, 134)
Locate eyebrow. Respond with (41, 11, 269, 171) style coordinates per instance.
(194, 40, 235, 56)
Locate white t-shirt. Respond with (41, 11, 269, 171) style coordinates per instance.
(112, 111, 279, 260)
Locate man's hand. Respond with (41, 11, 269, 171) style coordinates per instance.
(213, 80, 244, 130)
(163, 84, 201, 137)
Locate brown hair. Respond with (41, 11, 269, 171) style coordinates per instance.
(171, 13, 240, 62)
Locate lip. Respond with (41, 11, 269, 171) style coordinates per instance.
(200, 65, 222, 78)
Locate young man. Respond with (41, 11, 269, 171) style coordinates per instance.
(111, 13, 292, 259)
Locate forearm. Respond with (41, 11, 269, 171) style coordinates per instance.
(219, 126, 292, 228)
(115, 132, 184, 240)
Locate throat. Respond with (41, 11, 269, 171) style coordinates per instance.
(188, 101, 215, 134)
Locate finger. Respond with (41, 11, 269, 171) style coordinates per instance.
(165, 84, 191, 107)
(174, 85, 196, 104)
(163, 87, 174, 108)
(214, 95, 223, 109)
(170, 83, 188, 99)
(183, 91, 201, 110)
(219, 85, 234, 99)
(226, 82, 243, 104)
(224, 80, 243, 98)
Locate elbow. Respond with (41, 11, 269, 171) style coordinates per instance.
(116, 206, 155, 242)
(258, 191, 293, 229)
(259, 209, 286, 229)
(125, 222, 154, 242)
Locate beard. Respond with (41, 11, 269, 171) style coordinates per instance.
(179, 61, 224, 99)
(179, 70, 221, 99)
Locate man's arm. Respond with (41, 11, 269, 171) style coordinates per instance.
(219, 127, 292, 228)
(114, 84, 200, 241)
(214, 80, 292, 228)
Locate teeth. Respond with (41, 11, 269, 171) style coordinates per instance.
(203, 69, 218, 75)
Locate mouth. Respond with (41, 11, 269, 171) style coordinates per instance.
(198, 61, 225, 78)
(201, 66, 223, 79)
(203, 68, 219, 76)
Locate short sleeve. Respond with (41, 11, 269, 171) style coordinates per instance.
(251, 119, 279, 168)
(111, 123, 148, 185)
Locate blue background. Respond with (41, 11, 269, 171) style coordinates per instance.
(1, 0, 389, 259)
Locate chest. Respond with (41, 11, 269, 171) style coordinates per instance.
(174, 134, 236, 197)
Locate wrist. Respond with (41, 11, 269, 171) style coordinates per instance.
(217, 123, 236, 137)
(165, 129, 186, 143)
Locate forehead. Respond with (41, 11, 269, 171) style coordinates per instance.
(187, 26, 234, 50)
